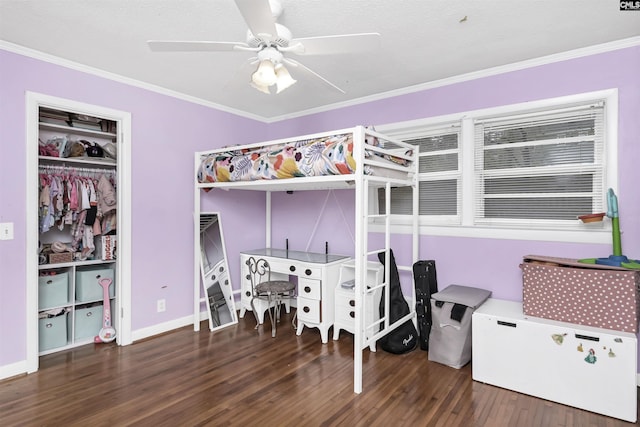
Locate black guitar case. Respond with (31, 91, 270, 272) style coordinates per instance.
(413, 260, 438, 351)
(377, 250, 418, 354)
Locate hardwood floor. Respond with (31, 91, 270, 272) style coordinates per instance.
(2, 311, 638, 426)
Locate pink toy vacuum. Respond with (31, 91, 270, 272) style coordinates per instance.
(94, 277, 117, 343)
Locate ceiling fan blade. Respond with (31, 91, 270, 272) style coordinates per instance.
(284, 58, 345, 94)
(234, 0, 278, 40)
(290, 33, 381, 56)
(147, 40, 249, 52)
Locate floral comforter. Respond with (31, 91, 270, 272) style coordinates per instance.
(198, 134, 358, 183)
(197, 133, 412, 184)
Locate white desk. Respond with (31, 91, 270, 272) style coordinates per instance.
(239, 249, 350, 343)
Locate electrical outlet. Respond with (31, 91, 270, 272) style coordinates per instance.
(157, 299, 166, 312)
(0, 222, 14, 240)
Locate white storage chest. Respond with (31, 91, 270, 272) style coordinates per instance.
(472, 298, 637, 422)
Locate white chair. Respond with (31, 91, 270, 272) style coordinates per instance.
(246, 256, 296, 338)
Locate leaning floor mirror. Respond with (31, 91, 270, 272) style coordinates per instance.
(199, 212, 237, 331)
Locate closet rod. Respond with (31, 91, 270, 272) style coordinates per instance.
(38, 164, 115, 175)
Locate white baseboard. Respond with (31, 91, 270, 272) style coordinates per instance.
(1, 312, 207, 381)
(131, 313, 202, 342)
(0, 360, 29, 381)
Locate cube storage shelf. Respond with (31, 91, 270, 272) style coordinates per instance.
(38, 261, 116, 354)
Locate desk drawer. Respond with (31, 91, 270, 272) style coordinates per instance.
(262, 258, 296, 276)
(268, 260, 321, 280)
(297, 296, 320, 323)
(335, 302, 356, 323)
(335, 288, 378, 327)
(297, 265, 321, 280)
(298, 277, 321, 300)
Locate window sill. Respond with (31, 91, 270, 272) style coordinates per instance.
(369, 223, 613, 244)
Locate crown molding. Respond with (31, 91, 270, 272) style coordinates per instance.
(2, 36, 639, 124)
(0, 40, 266, 122)
(271, 36, 640, 122)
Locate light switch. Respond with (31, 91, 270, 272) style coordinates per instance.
(0, 222, 14, 240)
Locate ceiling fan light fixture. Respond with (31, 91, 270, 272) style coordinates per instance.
(251, 81, 271, 94)
(251, 59, 277, 87)
(275, 64, 296, 93)
(149, 0, 380, 99)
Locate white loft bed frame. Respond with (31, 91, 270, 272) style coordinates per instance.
(193, 125, 419, 393)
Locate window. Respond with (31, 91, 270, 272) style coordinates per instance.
(376, 90, 616, 242)
(378, 125, 461, 221)
(474, 104, 605, 227)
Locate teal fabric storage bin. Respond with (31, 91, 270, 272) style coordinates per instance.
(39, 312, 68, 351)
(38, 272, 70, 309)
(76, 267, 115, 302)
(74, 305, 104, 340)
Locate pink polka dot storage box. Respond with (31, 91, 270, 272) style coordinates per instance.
(521, 255, 640, 333)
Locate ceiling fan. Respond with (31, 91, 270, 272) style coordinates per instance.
(147, 0, 381, 94)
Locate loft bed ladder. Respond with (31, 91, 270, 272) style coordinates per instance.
(352, 126, 419, 393)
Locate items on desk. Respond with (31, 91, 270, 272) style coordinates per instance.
(341, 279, 355, 289)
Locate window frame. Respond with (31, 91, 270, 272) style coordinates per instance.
(372, 89, 618, 244)
(376, 123, 463, 224)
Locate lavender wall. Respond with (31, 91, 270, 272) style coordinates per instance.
(0, 49, 268, 369)
(266, 46, 640, 295)
(1, 44, 639, 375)
(263, 45, 640, 370)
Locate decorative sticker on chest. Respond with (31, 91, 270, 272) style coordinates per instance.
(551, 333, 567, 345)
(584, 348, 597, 364)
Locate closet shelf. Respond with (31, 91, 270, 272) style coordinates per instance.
(39, 258, 116, 270)
(39, 155, 116, 167)
(38, 336, 97, 357)
(39, 121, 116, 139)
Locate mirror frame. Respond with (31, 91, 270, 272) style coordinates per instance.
(199, 212, 237, 331)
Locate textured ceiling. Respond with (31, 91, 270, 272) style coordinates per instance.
(1, 0, 639, 121)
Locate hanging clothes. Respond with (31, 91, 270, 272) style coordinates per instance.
(97, 174, 117, 214)
(38, 165, 117, 259)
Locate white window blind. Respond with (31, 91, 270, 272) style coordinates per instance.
(473, 103, 605, 226)
(378, 126, 461, 218)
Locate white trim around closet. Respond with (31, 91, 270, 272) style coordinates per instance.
(25, 92, 132, 373)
